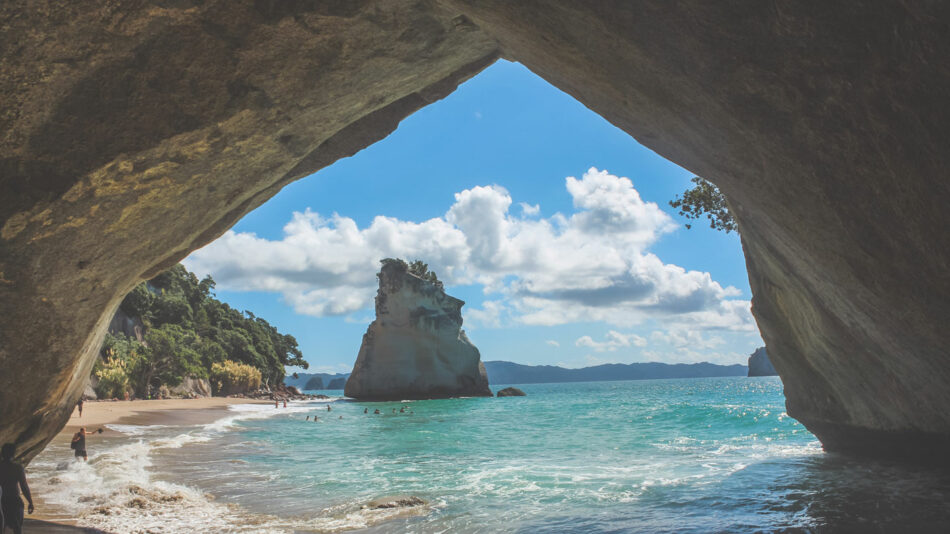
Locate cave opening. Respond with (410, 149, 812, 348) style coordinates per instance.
(9, 2, 950, 529)
(180, 60, 764, 377)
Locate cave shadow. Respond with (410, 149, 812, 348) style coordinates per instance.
(506, 453, 950, 533)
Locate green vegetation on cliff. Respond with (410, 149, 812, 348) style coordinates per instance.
(96, 264, 307, 398)
(669, 177, 737, 233)
(381, 258, 443, 288)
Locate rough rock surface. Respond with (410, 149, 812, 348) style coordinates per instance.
(169, 377, 212, 398)
(0, 0, 498, 463)
(344, 261, 491, 400)
(496, 387, 526, 397)
(327, 377, 347, 390)
(2, 1, 950, 462)
(747, 348, 778, 378)
(364, 495, 426, 510)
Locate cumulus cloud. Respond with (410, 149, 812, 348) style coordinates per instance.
(520, 202, 540, 216)
(185, 167, 754, 336)
(575, 330, 648, 352)
(650, 328, 725, 350)
(545, 340, 560, 348)
(465, 300, 507, 328)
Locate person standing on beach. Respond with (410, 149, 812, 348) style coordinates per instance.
(275, 400, 279, 409)
(76, 398, 83, 417)
(0, 443, 34, 534)
(70, 427, 101, 462)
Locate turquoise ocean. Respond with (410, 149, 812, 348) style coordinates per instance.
(30, 377, 950, 532)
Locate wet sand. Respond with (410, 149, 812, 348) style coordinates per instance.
(65, 397, 272, 432)
(26, 397, 272, 532)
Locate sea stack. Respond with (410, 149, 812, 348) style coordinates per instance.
(345, 259, 492, 400)
(747, 347, 778, 377)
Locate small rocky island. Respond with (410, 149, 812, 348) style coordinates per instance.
(344, 259, 492, 400)
(747, 347, 778, 377)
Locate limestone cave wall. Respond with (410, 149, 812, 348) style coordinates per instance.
(2, 0, 949, 462)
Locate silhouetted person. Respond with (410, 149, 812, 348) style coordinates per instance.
(0, 443, 34, 534)
(70, 427, 101, 462)
(326, 405, 331, 412)
(373, 409, 380, 414)
(275, 400, 279, 409)
(76, 398, 83, 418)
(305, 416, 310, 421)
(364, 408, 368, 414)
(399, 407, 405, 413)
(283, 400, 287, 408)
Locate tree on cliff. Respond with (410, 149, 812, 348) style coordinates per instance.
(95, 264, 307, 398)
(669, 177, 737, 233)
(381, 258, 443, 288)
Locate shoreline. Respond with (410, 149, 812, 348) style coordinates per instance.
(28, 397, 274, 532)
(63, 396, 274, 433)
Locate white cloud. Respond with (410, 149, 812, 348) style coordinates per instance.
(545, 340, 560, 348)
(575, 330, 648, 352)
(519, 202, 540, 216)
(465, 300, 506, 328)
(185, 167, 756, 338)
(650, 328, 726, 350)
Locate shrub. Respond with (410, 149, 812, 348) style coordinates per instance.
(95, 356, 130, 399)
(210, 360, 262, 395)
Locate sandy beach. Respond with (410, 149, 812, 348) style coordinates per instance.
(25, 397, 272, 533)
(63, 397, 272, 433)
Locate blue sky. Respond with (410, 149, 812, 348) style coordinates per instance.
(183, 61, 762, 374)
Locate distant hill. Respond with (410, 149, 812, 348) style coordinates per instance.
(483, 360, 747, 385)
(287, 372, 349, 390)
(288, 360, 748, 392)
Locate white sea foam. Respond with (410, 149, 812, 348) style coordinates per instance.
(32, 401, 421, 533)
(105, 424, 169, 436)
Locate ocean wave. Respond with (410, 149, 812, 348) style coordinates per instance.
(34, 402, 432, 533)
(105, 424, 170, 436)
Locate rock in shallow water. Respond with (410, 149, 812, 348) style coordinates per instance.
(344, 260, 492, 400)
(363, 495, 426, 510)
(496, 387, 526, 397)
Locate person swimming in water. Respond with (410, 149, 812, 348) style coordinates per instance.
(326, 405, 331, 412)
(0, 443, 34, 534)
(305, 415, 310, 421)
(364, 408, 368, 414)
(373, 409, 380, 414)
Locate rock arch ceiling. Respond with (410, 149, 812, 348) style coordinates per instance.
(2, 1, 949, 463)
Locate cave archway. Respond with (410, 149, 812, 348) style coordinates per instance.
(2, 1, 949, 463)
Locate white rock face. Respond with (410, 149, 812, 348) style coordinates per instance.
(345, 262, 492, 400)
